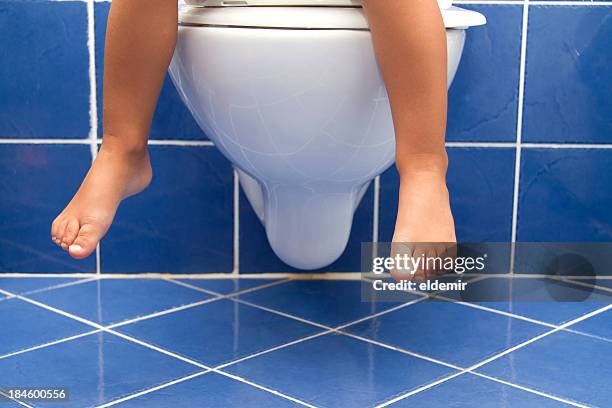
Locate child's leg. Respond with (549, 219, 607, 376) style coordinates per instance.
(51, 0, 178, 259)
(364, 0, 455, 279)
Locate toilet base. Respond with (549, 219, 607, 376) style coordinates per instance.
(238, 168, 370, 270)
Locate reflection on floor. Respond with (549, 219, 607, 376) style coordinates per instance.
(0, 276, 610, 407)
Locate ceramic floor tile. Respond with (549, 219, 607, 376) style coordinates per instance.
(117, 298, 322, 366)
(395, 372, 567, 407)
(177, 278, 284, 295)
(27, 279, 212, 325)
(0, 298, 91, 358)
(478, 330, 612, 407)
(0, 278, 81, 295)
(120, 372, 299, 407)
(570, 308, 612, 341)
(345, 299, 548, 367)
(224, 332, 455, 407)
(237, 280, 412, 327)
(0, 332, 200, 408)
(443, 277, 612, 324)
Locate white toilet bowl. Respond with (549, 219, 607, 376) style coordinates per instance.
(169, 0, 485, 270)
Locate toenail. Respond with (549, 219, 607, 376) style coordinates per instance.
(61, 243, 68, 250)
(69, 244, 83, 252)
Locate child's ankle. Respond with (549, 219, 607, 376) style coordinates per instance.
(396, 152, 448, 179)
(100, 133, 149, 158)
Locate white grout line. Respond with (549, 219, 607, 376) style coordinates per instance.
(0, 330, 102, 362)
(0, 278, 290, 362)
(144, 139, 215, 146)
(0, 391, 34, 408)
(86, 0, 102, 276)
(4, 138, 612, 148)
(0, 287, 313, 408)
(372, 176, 380, 242)
(95, 370, 210, 408)
(445, 141, 516, 148)
(1, 278, 608, 407)
(468, 371, 587, 407)
(376, 303, 612, 407)
(18, 277, 97, 296)
(509, 0, 530, 276)
(233, 169, 240, 275)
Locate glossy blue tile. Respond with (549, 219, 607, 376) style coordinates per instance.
(0, 1, 89, 139)
(121, 372, 299, 407)
(517, 149, 612, 241)
(571, 309, 612, 340)
(479, 330, 612, 407)
(238, 280, 410, 327)
(523, 6, 612, 143)
(346, 299, 548, 367)
(118, 298, 322, 366)
(177, 278, 282, 295)
(240, 184, 374, 273)
(94, 3, 207, 140)
(0, 298, 91, 357)
(380, 148, 515, 243)
(396, 373, 566, 407)
(225, 333, 455, 407)
(0, 332, 200, 408)
(0, 145, 95, 273)
(101, 146, 234, 273)
(447, 5, 522, 142)
(0, 278, 78, 295)
(28, 279, 211, 325)
(444, 277, 612, 324)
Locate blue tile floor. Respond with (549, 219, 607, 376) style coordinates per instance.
(0, 276, 610, 407)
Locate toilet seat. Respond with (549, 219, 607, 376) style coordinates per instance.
(186, 0, 452, 7)
(180, 4, 486, 29)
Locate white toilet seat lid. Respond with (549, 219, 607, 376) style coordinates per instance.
(179, 5, 486, 29)
(186, 0, 452, 8)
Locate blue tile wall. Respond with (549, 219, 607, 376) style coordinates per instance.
(447, 5, 522, 142)
(101, 146, 234, 273)
(523, 6, 612, 143)
(0, 1, 90, 139)
(517, 148, 612, 241)
(1, 1, 611, 274)
(0, 144, 95, 273)
(94, 3, 207, 140)
(379, 148, 516, 243)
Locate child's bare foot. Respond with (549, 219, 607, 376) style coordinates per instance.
(391, 153, 456, 281)
(51, 139, 152, 259)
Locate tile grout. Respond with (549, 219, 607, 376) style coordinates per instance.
(509, 0, 530, 275)
(376, 303, 612, 407)
(0, 278, 608, 407)
(0, 285, 315, 408)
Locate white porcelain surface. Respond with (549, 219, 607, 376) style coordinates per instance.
(185, 0, 454, 11)
(169, 8, 474, 269)
(179, 6, 486, 29)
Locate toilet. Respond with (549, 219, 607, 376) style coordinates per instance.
(169, 0, 486, 270)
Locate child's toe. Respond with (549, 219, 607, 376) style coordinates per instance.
(68, 223, 103, 260)
(61, 218, 80, 248)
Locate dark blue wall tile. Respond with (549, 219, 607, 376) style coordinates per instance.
(101, 146, 233, 273)
(94, 3, 207, 140)
(0, 1, 90, 139)
(518, 148, 612, 241)
(523, 6, 612, 143)
(380, 148, 515, 243)
(0, 144, 95, 273)
(447, 5, 522, 142)
(240, 184, 374, 273)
